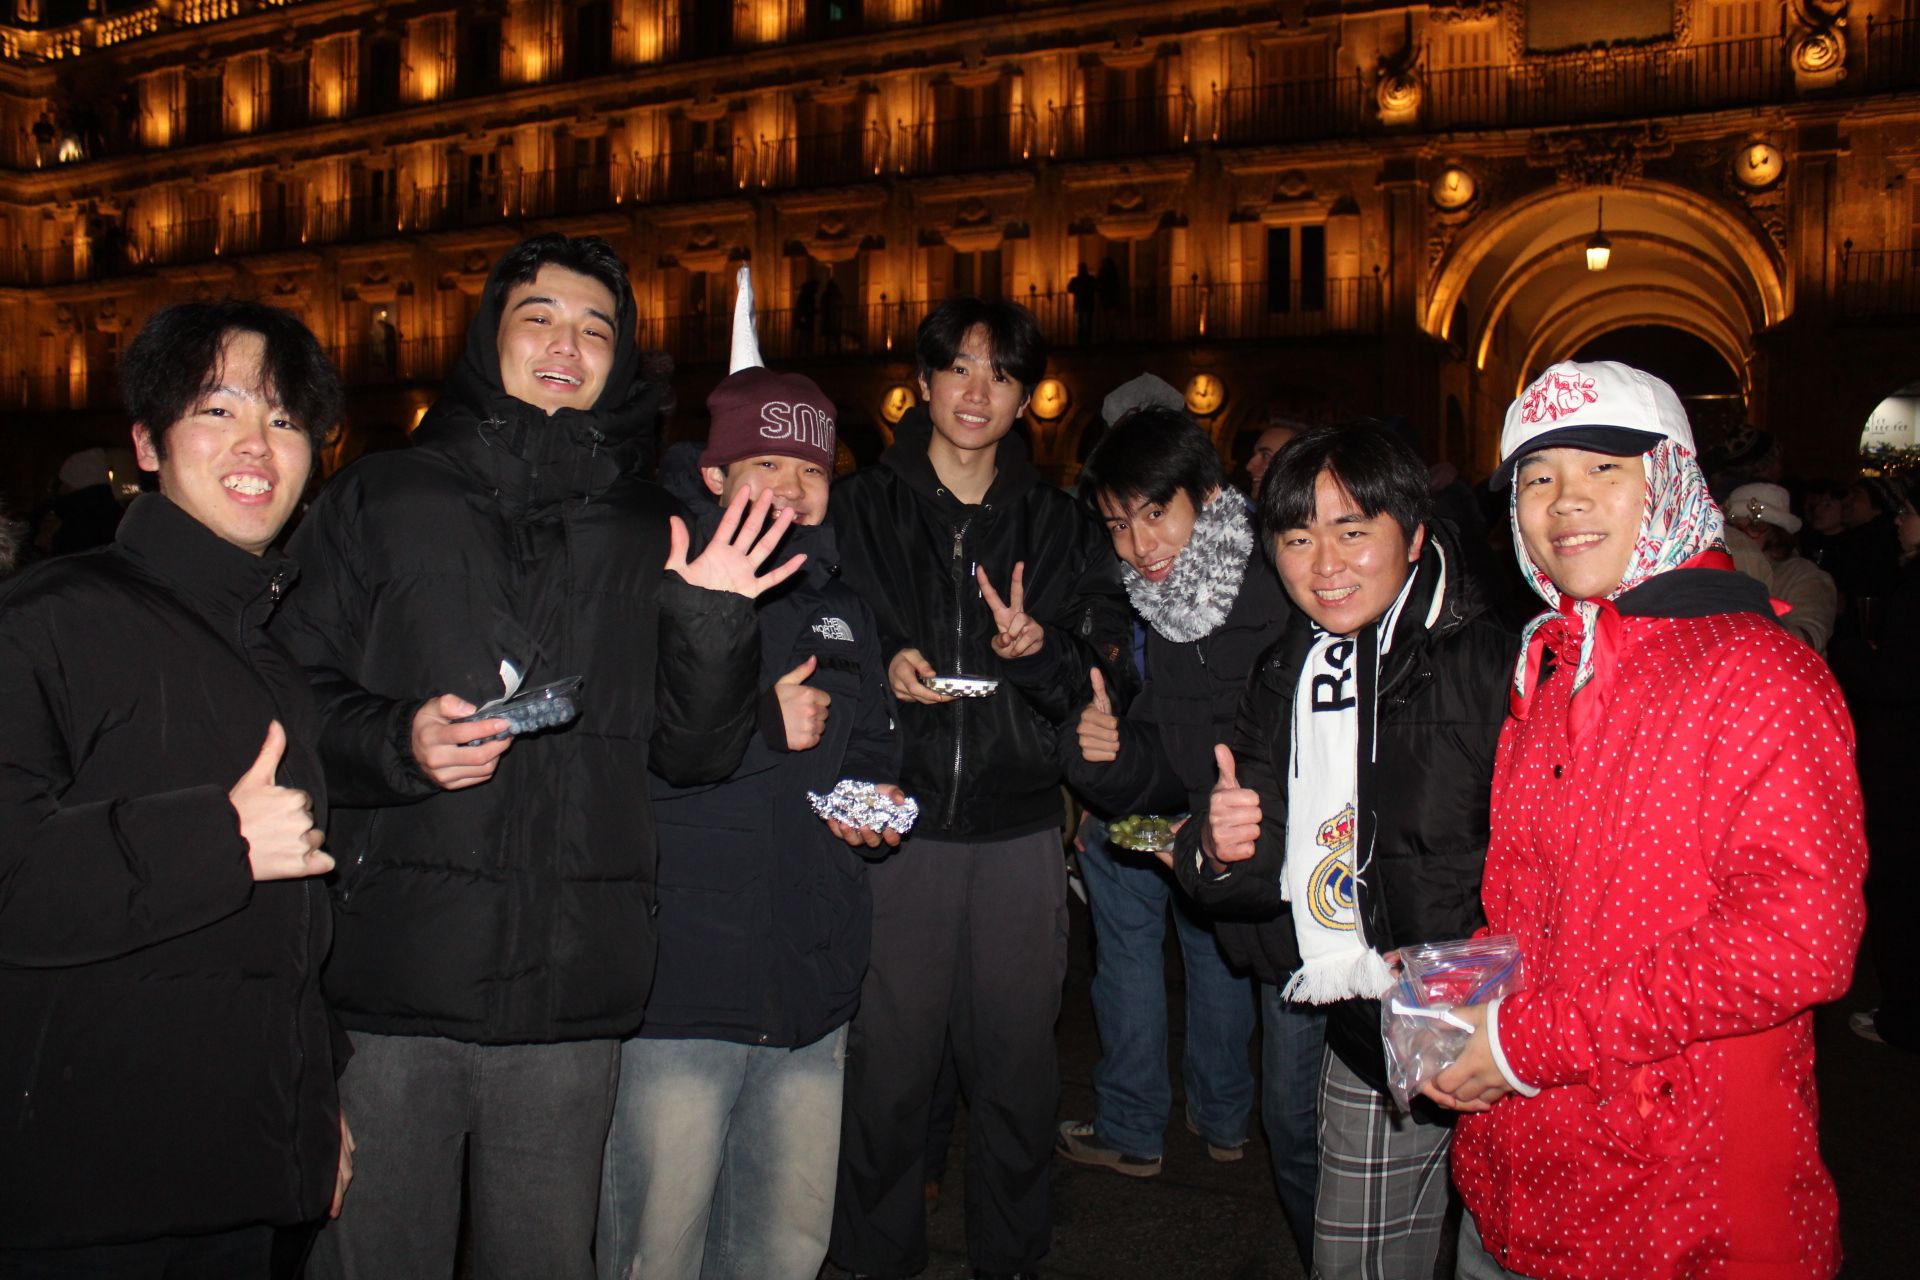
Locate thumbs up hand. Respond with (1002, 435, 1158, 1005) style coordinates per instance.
(229, 721, 332, 881)
(775, 654, 832, 751)
(1075, 668, 1122, 763)
(1202, 743, 1262, 867)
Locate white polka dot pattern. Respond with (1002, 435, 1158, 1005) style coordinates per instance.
(1453, 610, 1868, 1280)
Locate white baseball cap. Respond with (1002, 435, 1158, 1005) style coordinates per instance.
(1725, 482, 1802, 534)
(1495, 360, 1695, 488)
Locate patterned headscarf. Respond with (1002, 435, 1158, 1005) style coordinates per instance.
(1509, 440, 1724, 724)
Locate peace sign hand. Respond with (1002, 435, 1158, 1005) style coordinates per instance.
(976, 562, 1044, 661)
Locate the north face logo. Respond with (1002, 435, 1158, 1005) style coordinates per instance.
(812, 616, 854, 643)
(1520, 371, 1600, 425)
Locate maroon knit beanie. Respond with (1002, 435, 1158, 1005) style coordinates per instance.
(699, 367, 837, 471)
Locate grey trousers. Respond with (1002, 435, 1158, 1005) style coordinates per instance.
(1311, 1047, 1455, 1280)
(307, 1032, 620, 1280)
(829, 831, 1070, 1277)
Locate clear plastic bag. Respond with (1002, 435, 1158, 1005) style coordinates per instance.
(1380, 935, 1524, 1111)
(456, 676, 584, 743)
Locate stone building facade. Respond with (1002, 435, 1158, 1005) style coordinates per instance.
(1, 0, 1916, 500)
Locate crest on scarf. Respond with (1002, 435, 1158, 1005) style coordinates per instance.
(1308, 804, 1358, 931)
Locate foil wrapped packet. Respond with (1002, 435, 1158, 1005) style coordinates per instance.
(807, 780, 920, 835)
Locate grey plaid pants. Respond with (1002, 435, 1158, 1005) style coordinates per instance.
(1311, 1047, 1455, 1280)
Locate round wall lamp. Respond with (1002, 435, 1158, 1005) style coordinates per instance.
(880, 384, 916, 425)
(1431, 166, 1477, 211)
(1030, 377, 1071, 421)
(1733, 141, 1785, 190)
(1185, 374, 1227, 417)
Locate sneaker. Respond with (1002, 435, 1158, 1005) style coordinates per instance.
(1184, 1108, 1247, 1163)
(1054, 1119, 1161, 1177)
(1851, 1009, 1886, 1044)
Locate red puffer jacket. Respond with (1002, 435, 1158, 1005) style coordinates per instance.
(1454, 607, 1866, 1280)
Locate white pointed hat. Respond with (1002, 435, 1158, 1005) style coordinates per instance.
(728, 264, 762, 375)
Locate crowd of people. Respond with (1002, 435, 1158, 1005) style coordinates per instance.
(0, 230, 1909, 1280)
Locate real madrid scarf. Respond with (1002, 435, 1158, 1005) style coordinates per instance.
(1279, 546, 1440, 1005)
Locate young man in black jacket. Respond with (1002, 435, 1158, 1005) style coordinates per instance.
(826, 298, 1132, 1280)
(277, 235, 801, 1280)
(0, 301, 348, 1275)
(1174, 422, 1511, 1278)
(1056, 398, 1289, 1242)
(597, 274, 901, 1280)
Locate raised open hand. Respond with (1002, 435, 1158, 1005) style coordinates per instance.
(976, 561, 1043, 660)
(668, 485, 807, 599)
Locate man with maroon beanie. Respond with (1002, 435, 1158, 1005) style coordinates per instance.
(597, 271, 902, 1280)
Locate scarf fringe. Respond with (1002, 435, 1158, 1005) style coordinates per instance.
(1281, 948, 1397, 1005)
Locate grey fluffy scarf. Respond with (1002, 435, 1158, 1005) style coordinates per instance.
(1123, 488, 1255, 643)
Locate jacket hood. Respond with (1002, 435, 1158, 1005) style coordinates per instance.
(413, 249, 661, 478)
(879, 408, 1041, 507)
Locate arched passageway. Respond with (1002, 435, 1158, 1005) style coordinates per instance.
(1425, 180, 1787, 471)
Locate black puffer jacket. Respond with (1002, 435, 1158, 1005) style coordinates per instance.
(1063, 532, 1295, 819)
(0, 496, 340, 1248)
(642, 454, 898, 1047)
(828, 413, 1132, 840)
(276, 257, 761, 1045)
(1173, 528, 1512, 1087)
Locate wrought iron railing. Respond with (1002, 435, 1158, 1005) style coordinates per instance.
(329, 335, 464, 386)
(1840, 245, 1920, 319)
(1212, 79, 1366, 146)
(756, 126, 890, 189)
(1424, 34, 1788, 132)
(1050, 92, 1195, 161)
(1862, 16, 1920, 93)
(892, 110, 1036, 174)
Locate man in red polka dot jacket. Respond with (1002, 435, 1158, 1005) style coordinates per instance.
(1426, 361, 1868, 1280)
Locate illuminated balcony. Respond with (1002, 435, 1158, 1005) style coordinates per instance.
(1840, 246, 1920, 319)
(330, 335, 464, 387)
(894, 110, 1035, 175)
(1051, 92, 1193, 161)
(1211, 80, 1364, 147)
(757, 126, 890, 189)
(638, 278, 1381, 369)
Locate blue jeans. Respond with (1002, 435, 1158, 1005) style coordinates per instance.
(597, 1026, 847, 1280)
(1080, 817, 1256, 1158)
(1262, 984, 1327, 1269)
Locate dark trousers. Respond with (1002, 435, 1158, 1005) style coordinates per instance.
(0, 1226, 312, 1279)
(306, 1033, 619, 1280)
(830, 831, 1069, 1276)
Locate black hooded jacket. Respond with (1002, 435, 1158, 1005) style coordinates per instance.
(275, 256, 761, 1045)
(1173, 526, 1513, 1089)
(1062, 532, 1297, 820)
(0, 496, 340, 1248)
(827, 412, 1133, 841)
(639, 446, 898, 1047)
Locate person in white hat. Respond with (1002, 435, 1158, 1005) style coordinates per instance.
(1427, 360, 1867, 1280)
(1724, 481, 1838, 652)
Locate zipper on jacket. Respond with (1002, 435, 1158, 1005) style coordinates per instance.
(944, 516, 974, 830)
